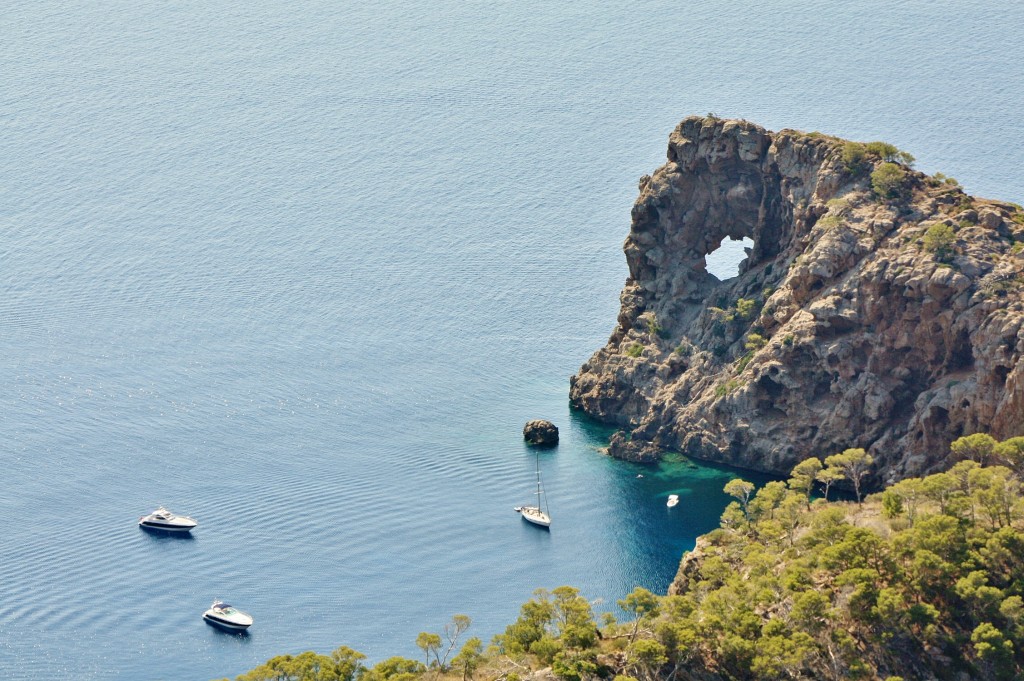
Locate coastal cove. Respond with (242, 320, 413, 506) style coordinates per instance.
(0, 390, 772, 679)
(3, 1, 1024, 680)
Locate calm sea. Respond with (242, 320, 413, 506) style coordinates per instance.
(2, 1, 1022, 678)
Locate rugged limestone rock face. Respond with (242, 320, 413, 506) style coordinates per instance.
(570, 116, 1024, 483)
(523, 419, 559, 446)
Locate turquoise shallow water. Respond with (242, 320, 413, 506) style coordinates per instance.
(2, 1, 1023, 679)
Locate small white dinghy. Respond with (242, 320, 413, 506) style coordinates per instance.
(138, 507, 198, 533)
(667, 494, 679, 508)
(203, 600, 253, 631)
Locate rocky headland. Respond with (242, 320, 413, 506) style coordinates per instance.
(570, 116, 1024, 484)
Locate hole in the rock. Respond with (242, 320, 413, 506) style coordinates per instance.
(757, 375, 784, 398)
(929, 406, 950, 429)
(706, 237, 755, 281)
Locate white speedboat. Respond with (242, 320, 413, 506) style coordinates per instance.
(667, 494, 679, 508)
(203, 600, 253, 631)
(138, 507, 198, 532)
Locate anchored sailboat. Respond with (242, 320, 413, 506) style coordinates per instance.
(515, 451, 551, 528)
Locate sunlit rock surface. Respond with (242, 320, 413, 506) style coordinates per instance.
(570, 116, 1024, 483)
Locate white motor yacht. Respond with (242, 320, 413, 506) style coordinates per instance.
(667, 494, 679, 508)
(138, 507, 198, 532)
(203, 600, 254, 631)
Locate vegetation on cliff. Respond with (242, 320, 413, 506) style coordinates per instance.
(218, 434, 1024, 681)
(663, 434, 1024, 680)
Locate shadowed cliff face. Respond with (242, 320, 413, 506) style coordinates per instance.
(570, 116, 1024, 483)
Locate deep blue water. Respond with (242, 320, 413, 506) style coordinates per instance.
(2, 1, 1023, 679)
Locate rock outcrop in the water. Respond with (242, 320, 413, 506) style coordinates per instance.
(523, 420, 559, 446)
(570, 116, 1024, 483)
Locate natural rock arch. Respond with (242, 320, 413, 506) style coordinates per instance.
(570, 116, 1024, 484)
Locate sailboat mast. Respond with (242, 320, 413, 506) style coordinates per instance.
(535, 450, 546, 515)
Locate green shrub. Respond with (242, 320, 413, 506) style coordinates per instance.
(826, 197, 852, 215)
(881, 491, 904, 518)
(871, 163, 908, 199)
(530, 635, 562, 665)
(364, 657, 426, 681)
(551, 650, 597, 681)
(922, 223, 956, 261)
(818, 215, 844, 230)
(625, 343, 644, 358)
(972, 623, 1014, 677)
(735, 298, 757, 321)
(745, 333, 767, 351)
(865, 141, 915, 166)
(841, 142, 867, 173)
(643, 313, 666, 338)
(708, 306, 728, 322)
(865, 141, 898, 159)
(710, 297, 760, 325)
(715, 379, 743, 397)
(735, 352, 754, 374)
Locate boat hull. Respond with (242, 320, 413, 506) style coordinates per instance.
(520, 507, 551, 528)
(139, 520, 196, 532)
(203, 614, 252, 631)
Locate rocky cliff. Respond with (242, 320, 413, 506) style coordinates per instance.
(570, 116, 1024, 483)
